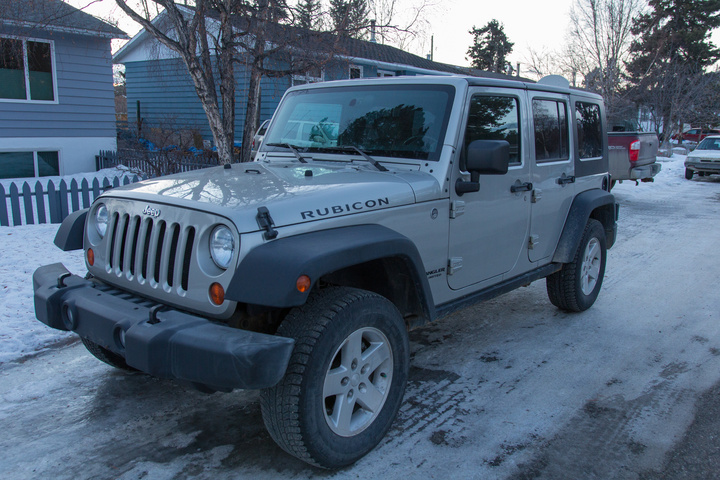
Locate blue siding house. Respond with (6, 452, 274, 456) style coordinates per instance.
(0, 0, 127, 179)
(114, 13, 505, 148)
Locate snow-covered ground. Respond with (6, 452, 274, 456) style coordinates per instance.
(0, 166, 143, 363)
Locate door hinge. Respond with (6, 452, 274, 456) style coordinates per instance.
(450, 200, 465, 219)
(532, 188, 542, 203)
(448, 257, 463, 275)
(528, 235, 540, 249)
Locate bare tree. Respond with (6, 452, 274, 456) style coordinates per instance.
(632, 62, 720, 140)
(567, 0, 645, 123)
(114, 1, 428, 163)
(114, 1, 244, 164)
(368, 0, 435, 52)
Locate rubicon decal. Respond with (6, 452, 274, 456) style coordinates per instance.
(301, 198, 390, 219)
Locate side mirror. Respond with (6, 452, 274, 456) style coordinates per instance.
(456, 140, 510, 195)
(466, 139, 510, 174)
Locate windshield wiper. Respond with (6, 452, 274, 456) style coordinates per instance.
(311, 146, 388, 172)
(265, 143, 308, 163)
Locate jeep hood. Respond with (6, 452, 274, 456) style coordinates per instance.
(103, 162, 440, 232)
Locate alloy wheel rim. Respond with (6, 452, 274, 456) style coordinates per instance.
(322, 326, 393, 437)
(581, 237, 601, 295)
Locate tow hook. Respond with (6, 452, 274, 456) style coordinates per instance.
(57, 272, 72, 288)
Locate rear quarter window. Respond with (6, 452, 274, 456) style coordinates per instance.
(575, 102, 603, 159)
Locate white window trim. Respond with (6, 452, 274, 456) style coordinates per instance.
(377, 69, 396, 77)
(291, 69, 324, 86)
(0, 149, 61, 178)
(349, 64, 363, 79)
(0, 35, 59, 104)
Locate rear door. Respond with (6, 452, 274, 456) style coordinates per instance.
(527, 94, 575, 263)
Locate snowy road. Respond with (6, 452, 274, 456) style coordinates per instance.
(2, 155, 720, 479)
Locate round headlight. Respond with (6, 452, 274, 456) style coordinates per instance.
(95, 204, 108, 238)
(210, 225, 235, 269)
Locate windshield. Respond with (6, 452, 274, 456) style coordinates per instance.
(262, 84, 456, 161)
(697, 137, 720, 150)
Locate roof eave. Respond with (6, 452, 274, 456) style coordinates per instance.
(0, 19, 129, 39)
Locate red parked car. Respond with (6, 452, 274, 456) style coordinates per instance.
(673, 128, 720, 143)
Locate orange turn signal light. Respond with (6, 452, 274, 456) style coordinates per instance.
(209, 282, 225, 305)
(87, 248, 95, 266)
(296, 275, 311, 293)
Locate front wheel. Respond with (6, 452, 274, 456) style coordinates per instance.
(260, 287, 409, 469)
(685, 168, 694, 180)
(547, 219, 607, 312)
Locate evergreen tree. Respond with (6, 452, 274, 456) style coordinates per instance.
(297, 0, 322, 31)
(626, 0, 720, 138)
(329, 0, 369, 38)
(466, 20, 514, 73)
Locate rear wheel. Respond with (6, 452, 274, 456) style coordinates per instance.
(81, 337, 136, 371)
(547, 219, 607, 312)
(685, 168, 694, 180)
(260, 287, 409, 469)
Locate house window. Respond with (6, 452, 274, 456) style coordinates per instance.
(349, 65, 363, 79)
(533, 99, 569, 162)
(0, 151, 59, 179)
(292, 66, 324, 86)
(0, 37, 56, 102)
(377, 69, 395, 77)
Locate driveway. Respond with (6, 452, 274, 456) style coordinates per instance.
(2, 160, 720, 479)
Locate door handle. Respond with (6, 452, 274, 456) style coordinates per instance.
(511, 182, 533, 193)
(557, 175, 576, 185)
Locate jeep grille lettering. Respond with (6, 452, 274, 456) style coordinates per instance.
(142, 205, 161, 217)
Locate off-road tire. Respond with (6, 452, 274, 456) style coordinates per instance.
(81, 337, 137, 371)
(547, 219, 607, 312)
(260, 287, 409, 469)
(685, 168, 694, 180)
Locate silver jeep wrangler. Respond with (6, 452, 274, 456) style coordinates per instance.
(34, 75, 617, 468)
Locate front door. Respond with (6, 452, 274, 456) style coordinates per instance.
(448, 91, 532, 290)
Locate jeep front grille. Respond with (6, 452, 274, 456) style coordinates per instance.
(87, 198, 238, 319)
(106, 212, 196, 292)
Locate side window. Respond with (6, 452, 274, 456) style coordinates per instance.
(465, 95, 521, 165)
(533, 99, 569, 162)
(575, 101, 602, 159)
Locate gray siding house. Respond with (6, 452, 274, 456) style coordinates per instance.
(114, 11, 506, 148)
(0, 0, 127, 179)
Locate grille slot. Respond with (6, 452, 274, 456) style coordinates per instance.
(105, 214, 196, 294)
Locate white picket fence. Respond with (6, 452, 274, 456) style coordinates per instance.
(0, 174, 143, 227)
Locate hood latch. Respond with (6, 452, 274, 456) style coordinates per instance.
(256, 206, 278, 240)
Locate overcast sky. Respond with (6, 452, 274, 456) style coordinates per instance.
(69, 0, 720, 75)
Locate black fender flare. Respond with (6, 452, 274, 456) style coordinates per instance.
(226, 224, 435, 319)
(54, 208, 88, 251)
(553, 189, 617, 263)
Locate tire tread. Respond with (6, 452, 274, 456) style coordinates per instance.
(260, 287, 380, 468)
(546, 219, 605, 312)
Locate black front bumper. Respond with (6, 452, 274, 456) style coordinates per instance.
(33, 263, 294, 390)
